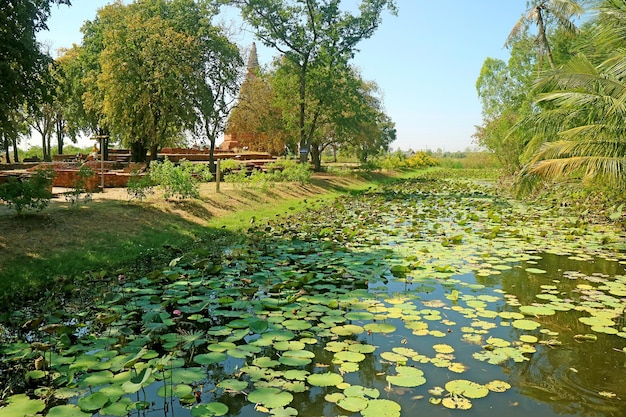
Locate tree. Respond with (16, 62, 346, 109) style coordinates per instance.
(225, 68, 290, 155)
(0, 0, 71, 154)
(506, 0, 584, 71)
(189, 10, 244, 173)
(231, 0, 397, 164)
(514, 1, 626, 193)
(97, 1, 200, 162)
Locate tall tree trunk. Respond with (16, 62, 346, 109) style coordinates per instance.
(131, 141, 148, 163)
(56, 119, 65, 154)
(11, 135, 19, 163)
(536, 9, 555, 70)
(3, 136, 11, 163)
(310, 142, 321, 172)
(298, 64, 308, 163)
(206, 119, 216, 175)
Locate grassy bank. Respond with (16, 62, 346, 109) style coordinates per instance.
(0, 170, 410, 307)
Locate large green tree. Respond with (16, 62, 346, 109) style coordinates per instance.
(231, 0, 397, 164)
(0, 0, 71, 154)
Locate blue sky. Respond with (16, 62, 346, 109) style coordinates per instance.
(39, 0, 526, 152)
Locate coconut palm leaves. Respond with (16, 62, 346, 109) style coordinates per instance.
(506, 0, 584, 70)
(515, 1, 626, 194)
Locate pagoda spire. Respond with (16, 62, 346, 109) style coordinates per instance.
(247, 42, 259, 74)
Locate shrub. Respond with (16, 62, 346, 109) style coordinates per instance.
(0, 168, 55, 214)
(64, 164, 95, 206)
(126, 169, 154, 202)
(266, 159, 311, 183)
(149, 158, 213, 199)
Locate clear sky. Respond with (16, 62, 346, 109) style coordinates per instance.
(38, 0, 526, 152)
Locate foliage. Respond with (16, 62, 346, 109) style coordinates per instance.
(2, 174, 626, 416)
(64, 164, 94, 206)
(0, 0, 70, 147)
(0, 168, 55, 214)
(149, 158, 213, 200)
(126, 170, 154, 202)
(514, 1, 626, 194)
(232, 0, 397, 165)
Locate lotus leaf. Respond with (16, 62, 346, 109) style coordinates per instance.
(248, 388, 293, 408)
(360, 399, 401, 417)
(334, 351, 366, 362)
(190, 402, 229, 417)
(270, 406, 298, 417)
(363, 323, 396, 333)
(485, 380, 511, 393)
(77, 392, 109, 411)
(445, 379, 489, 398)
(100, 398, 133, 416)
(386, 366, 426, 387)
(338, 396, 368, 412)
(157, 384, 193, 398)
(512, 319, 541, 330)
(1, 394, 46, 417)
(47, 404, 92, 417)
(441, 396, 472, 410)
(344, 385, 380, 398)
(307, 372, 344, 387)
(194, 352, 227, 365)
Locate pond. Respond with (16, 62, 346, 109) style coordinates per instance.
(1, 173, 625, 417)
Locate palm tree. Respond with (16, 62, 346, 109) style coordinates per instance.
(515, 17, 626, 194)
(506, 0, 584, 70)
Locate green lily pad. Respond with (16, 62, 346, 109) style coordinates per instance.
(307, 372, 343, 387)
(248, 388, 293, 408)
(47, 404, 92, 417)
(337, 396, 368, 412)
(190, 402, 229, 417)
(363, 323, 396, 333)
(78, 392, 109, 412)
(445, 379, 489, 398)
(360, 399, 401, 417)
(1, 394, 46, 417)
(386, 366, 426, 387)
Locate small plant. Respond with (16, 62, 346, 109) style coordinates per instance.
(266, 159, 312, 183)
(126, 169, 154, 202)
(0, 168, 55, 214)
(65, 164, 95, 206)
(149, 158, 213, 200)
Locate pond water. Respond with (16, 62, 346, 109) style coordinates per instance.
(1, 174, 625, 417)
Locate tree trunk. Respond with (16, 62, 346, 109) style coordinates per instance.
(56, 119, 64, 155)
(3, 137, 10, 163)
(310, 142, 322, 172)
(298, 64, 309, 163)
(11, 135, 19, 163)
(131, 141, 148, 162)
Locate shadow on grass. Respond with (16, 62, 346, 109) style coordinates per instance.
(0, 199, 242, 310)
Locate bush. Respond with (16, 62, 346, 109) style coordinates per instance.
(149, 158, 213, 199)
(265, 159, 311, 183)
(64, 164, 95, 206)
(0, 168, 55, 214)
(126, 169, 154, 202)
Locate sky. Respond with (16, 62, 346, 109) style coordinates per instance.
(37, 0, 527, 152)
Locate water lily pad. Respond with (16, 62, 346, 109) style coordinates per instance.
(78, 392, 109, 412)
(363, 323, 396, 333)
(512, 319, 541, 330)
(445, 379, 489, 399)
(190, 402, 229, 417)
(337, 396, 368, 412)
(360, 399, 401, 417)
(386, 366, 426, 387)
(47, 404, 92, 417)
(1, 394, 46, 417)
(248, 388, 293, 408)
(194, 352, 227, 365)
(307, 372, 343, 387)
(442, 396, 472, 410)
